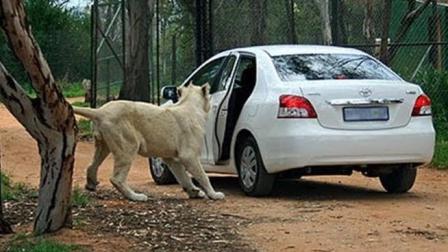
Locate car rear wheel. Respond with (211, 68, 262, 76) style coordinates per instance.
(379, 164, 417, 193)
(149, 157, 177, 185)
(236, 136, 276, 196)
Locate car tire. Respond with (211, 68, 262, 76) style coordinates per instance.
(236, 136, 276, 196)
(379, 164, 417, 193)
(149, 157, 177, 185)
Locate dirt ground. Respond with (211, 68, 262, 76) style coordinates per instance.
(1, 102, 448, 252)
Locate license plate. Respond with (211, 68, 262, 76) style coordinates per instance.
(343, 106, 389, 122)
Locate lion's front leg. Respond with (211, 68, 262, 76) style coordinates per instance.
(182, 157, 225, 200)
(164, 158, 206, 199)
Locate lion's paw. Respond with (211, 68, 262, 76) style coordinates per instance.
(209, 192, 225, 200)
(130, 193, 148, 202)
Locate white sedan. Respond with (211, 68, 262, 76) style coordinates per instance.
(150, 45, 435, 196)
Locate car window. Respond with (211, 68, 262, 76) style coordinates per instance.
(272, 54, 400, 81)
(215, 55, 237, 92)
(189, 57, 225, 93)
(233, 56, 256, 88)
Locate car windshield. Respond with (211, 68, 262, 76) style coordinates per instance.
(272, 54, 400, 81)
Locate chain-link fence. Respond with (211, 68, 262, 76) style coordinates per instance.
(93, 0, 448, 130)
(92, 0, 125, 107)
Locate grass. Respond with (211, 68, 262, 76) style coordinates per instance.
(1, 173, 36, 201)
(23, 81, 85, 98)
(433, 132, 448, 169)
(76, 119, 92, 139)
(61, 82, 85, 98)
(71, 186, 91, 208)
(71, 101, 89, 107)
(7, 234, 83, 252)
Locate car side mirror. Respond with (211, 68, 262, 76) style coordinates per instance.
(161, 85, 178, 102)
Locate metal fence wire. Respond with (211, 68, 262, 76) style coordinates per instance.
(92, 0, 125, 107)
(93, 0, 448, 121)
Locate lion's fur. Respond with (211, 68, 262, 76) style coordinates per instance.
(73, 84, 224, 201)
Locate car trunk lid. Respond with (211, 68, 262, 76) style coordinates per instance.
(297, 80, 419, 130)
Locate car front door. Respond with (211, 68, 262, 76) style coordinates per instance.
(184, 55, 233, 163)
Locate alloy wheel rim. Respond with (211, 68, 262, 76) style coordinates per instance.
(152, 158, 165, 177)
(240, 146, 258, 188)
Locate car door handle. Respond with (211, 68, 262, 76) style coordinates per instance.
(326, 98, 404, 106)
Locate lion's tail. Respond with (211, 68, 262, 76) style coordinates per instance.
(72, 107, 101, 121)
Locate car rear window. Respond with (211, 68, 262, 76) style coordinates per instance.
(272, 54, 400, 81)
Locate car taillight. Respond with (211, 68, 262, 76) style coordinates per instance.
(278, 95, 317, 118)
(412, 94, 432, 116)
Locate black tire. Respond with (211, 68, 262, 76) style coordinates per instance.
(149, 157, 177, 185)
(236, 136, 276, 196)
(379, 164, 417, 193)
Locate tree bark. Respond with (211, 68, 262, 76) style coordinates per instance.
(363, 0, 375, 40)
(314, 0, 332, 45)
(380, 0, 392, 64)
(119, 0, 152, 102)
(0, 0, 77, 234)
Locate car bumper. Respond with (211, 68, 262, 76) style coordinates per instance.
(257, 117, 435, 173)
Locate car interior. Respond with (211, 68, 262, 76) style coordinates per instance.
(219, 56, 256, 161)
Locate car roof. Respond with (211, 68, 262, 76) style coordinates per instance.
(217, 45, 368, 57)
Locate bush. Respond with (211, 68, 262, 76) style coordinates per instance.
(77, 119, 92, 140)
(71, 187, 91, 208)
(415, 70, 448, 133)
(415, 70, 448, 169)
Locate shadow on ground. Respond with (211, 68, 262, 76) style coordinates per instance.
(207, 175, 421, 202)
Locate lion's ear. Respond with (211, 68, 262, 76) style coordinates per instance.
(201, 83, 210, 96)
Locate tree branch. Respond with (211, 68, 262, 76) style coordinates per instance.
(0, 0, 74, 131)
(389, 0, 433, 59)
(0, 62, 46, 141)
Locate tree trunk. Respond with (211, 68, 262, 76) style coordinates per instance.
(314, 0, 332, 45)
(0, 0, 77, 234)
(119, 0, 152, 102)
(363, 0, 375, 40)
(251, 0, 267, 45)
(380, 0, 392, 64)
(285, 0, 298, 44)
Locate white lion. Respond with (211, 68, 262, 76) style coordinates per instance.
(73, 84, 225, 201)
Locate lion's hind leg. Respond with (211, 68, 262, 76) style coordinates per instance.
(85, 139, 110, 191)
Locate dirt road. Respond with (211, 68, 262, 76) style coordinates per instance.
(1, 103, 448, 251)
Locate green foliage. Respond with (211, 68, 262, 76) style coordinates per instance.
(71, 101, 89, 107)
(415, 70, 448, 169)
(0, 0, 90, 84)
(77, 119, 92, 139)
(60, 82, 85, 98)
(415, 70, 448, 133)
(1, 173, 35, 201)
(71, 187, 91, 208)
(7, 234, 83, 252)
(433, 134, 448, 169)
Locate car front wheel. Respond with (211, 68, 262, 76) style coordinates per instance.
(149, 157, 177, 185)
(236, 136, 276, 196)
(379, 164, 417, 193)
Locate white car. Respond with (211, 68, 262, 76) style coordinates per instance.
(149, 45, 435, 196)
